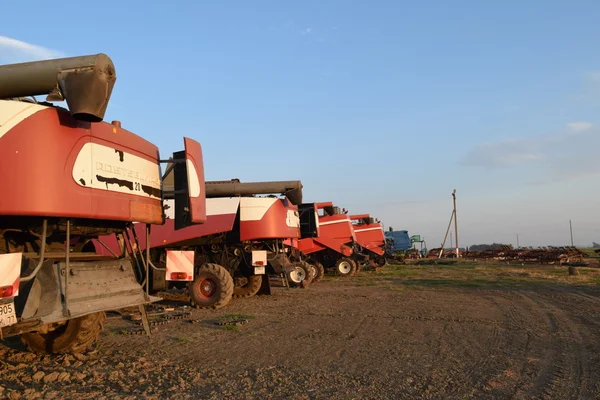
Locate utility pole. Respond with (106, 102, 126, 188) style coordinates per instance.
(453, 189, 459, 258)
(517, 233, 520, 249)
(439, 209, 454, 258)
(439, 189, 460, 259)
(570, 220, 574, 247)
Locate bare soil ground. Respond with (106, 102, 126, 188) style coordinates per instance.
(2, 262, 600, 399)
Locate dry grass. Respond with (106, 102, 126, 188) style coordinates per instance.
(349, 262, 600, 289)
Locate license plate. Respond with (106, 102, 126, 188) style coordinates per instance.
(0, 301, 17, 328)
(254, 266, 265, 275)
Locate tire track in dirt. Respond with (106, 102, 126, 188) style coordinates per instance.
(514, 289, 591, 400)
(480, 289, 539, 399)
(421, 289, 507, 399)
(444, 289, 517, 398)
(412, 319, 450, 398)
(540, 287, 600, 398)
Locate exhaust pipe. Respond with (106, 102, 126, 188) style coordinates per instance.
(205, 180, 303, 205)
(0, 54, 116, 122)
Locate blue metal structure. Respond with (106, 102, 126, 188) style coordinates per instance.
(384, 230, 412, 253)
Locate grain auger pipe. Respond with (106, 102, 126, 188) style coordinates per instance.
(0, 53, 116, 122)
(205, 179, 303, 205)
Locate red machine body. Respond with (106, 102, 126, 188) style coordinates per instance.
(296, 202, 355, 257)
(95, 196, 299, 252)
(94, 185, 306, 305)
(0, 53, 207, 351)
(0, 101, 163, 223)
(350, 214, 386, 256)
(239, 197, 300, 241)
(0, 102, 206, 225)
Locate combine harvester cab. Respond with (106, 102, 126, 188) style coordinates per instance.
(0, 54, 205, 354)
(349, 214, 387, 270)
(95, 179, 310, 310)
(296, 202, 368, 277)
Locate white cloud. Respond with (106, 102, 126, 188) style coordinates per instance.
(462, 123, 600, 183)
(461, 138, 544, 168)
(566, 121, 593, 133)
(300, 28, 313, 36)
(0, 36, 64, 63)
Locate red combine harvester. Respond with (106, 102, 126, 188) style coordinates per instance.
(296, 202, 367, 277)
(0, 54, 205, 354)
(94, 179, 313, 310)
(349, 214, 387, 269)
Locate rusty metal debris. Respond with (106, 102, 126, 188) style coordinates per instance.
(119, 304, 192, 335)
(427, 246, 587, 264)
(215, 319, 249, 327)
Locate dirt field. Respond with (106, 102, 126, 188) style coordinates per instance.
(2, 262, 600, 399)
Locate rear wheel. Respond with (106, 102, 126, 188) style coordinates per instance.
(376, 256, 386, 267)
(189, 263, 233, 309)
(307, 260, 325, 283)
(21, 312, 105, 354)
(233, 274, 263, 298)
(286, 263, 311, 288)
(335, 258, 356, 277)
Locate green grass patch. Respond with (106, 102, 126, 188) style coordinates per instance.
(170, 336, 192, 343)
(221, 325, 239, 332)
(104, 328, 121, 336)
(219, 313, 256, 321)
(352, 262, 600, 290)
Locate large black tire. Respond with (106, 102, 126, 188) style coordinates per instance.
(306, 259, 325, 283)
(21, 312, 105, 354)
(352, 259, 361, 274)
(286, 263, 311, 288)
(376, 256, 387, 267)
(233, 274, 263, 298)
(335, 258, 356, 277)
(189, 263, 233, 309)
(302, 261, 317, 283)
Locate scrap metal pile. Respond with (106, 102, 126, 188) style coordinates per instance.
(461, 246, 587, 264)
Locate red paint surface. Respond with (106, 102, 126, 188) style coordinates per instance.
(96, 198, 300, 255)
(352, 223, 386, 256)
(295, 204, 355, 257)
(240, 199, 300, 241)
(94, 213, 237, 254)
(318, 215, 355, 241)
(0, 106, 163, 224)
(184, 138, 206, 224)
(10, 276, 19, 298)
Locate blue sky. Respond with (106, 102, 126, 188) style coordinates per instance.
(2, 1, 600, 247)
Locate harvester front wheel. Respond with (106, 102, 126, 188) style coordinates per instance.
(286, 263, 311, 288)
(335, 258, 356, 277)
(352, 259, 361, 275)
(21, 312, 105, 354)
(189, 263, 233, 309)
(233, 274, 263, 298)
(376, 257, 387, 267)
(303, 261, 317, 283)
(307, 260, 325, 283)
